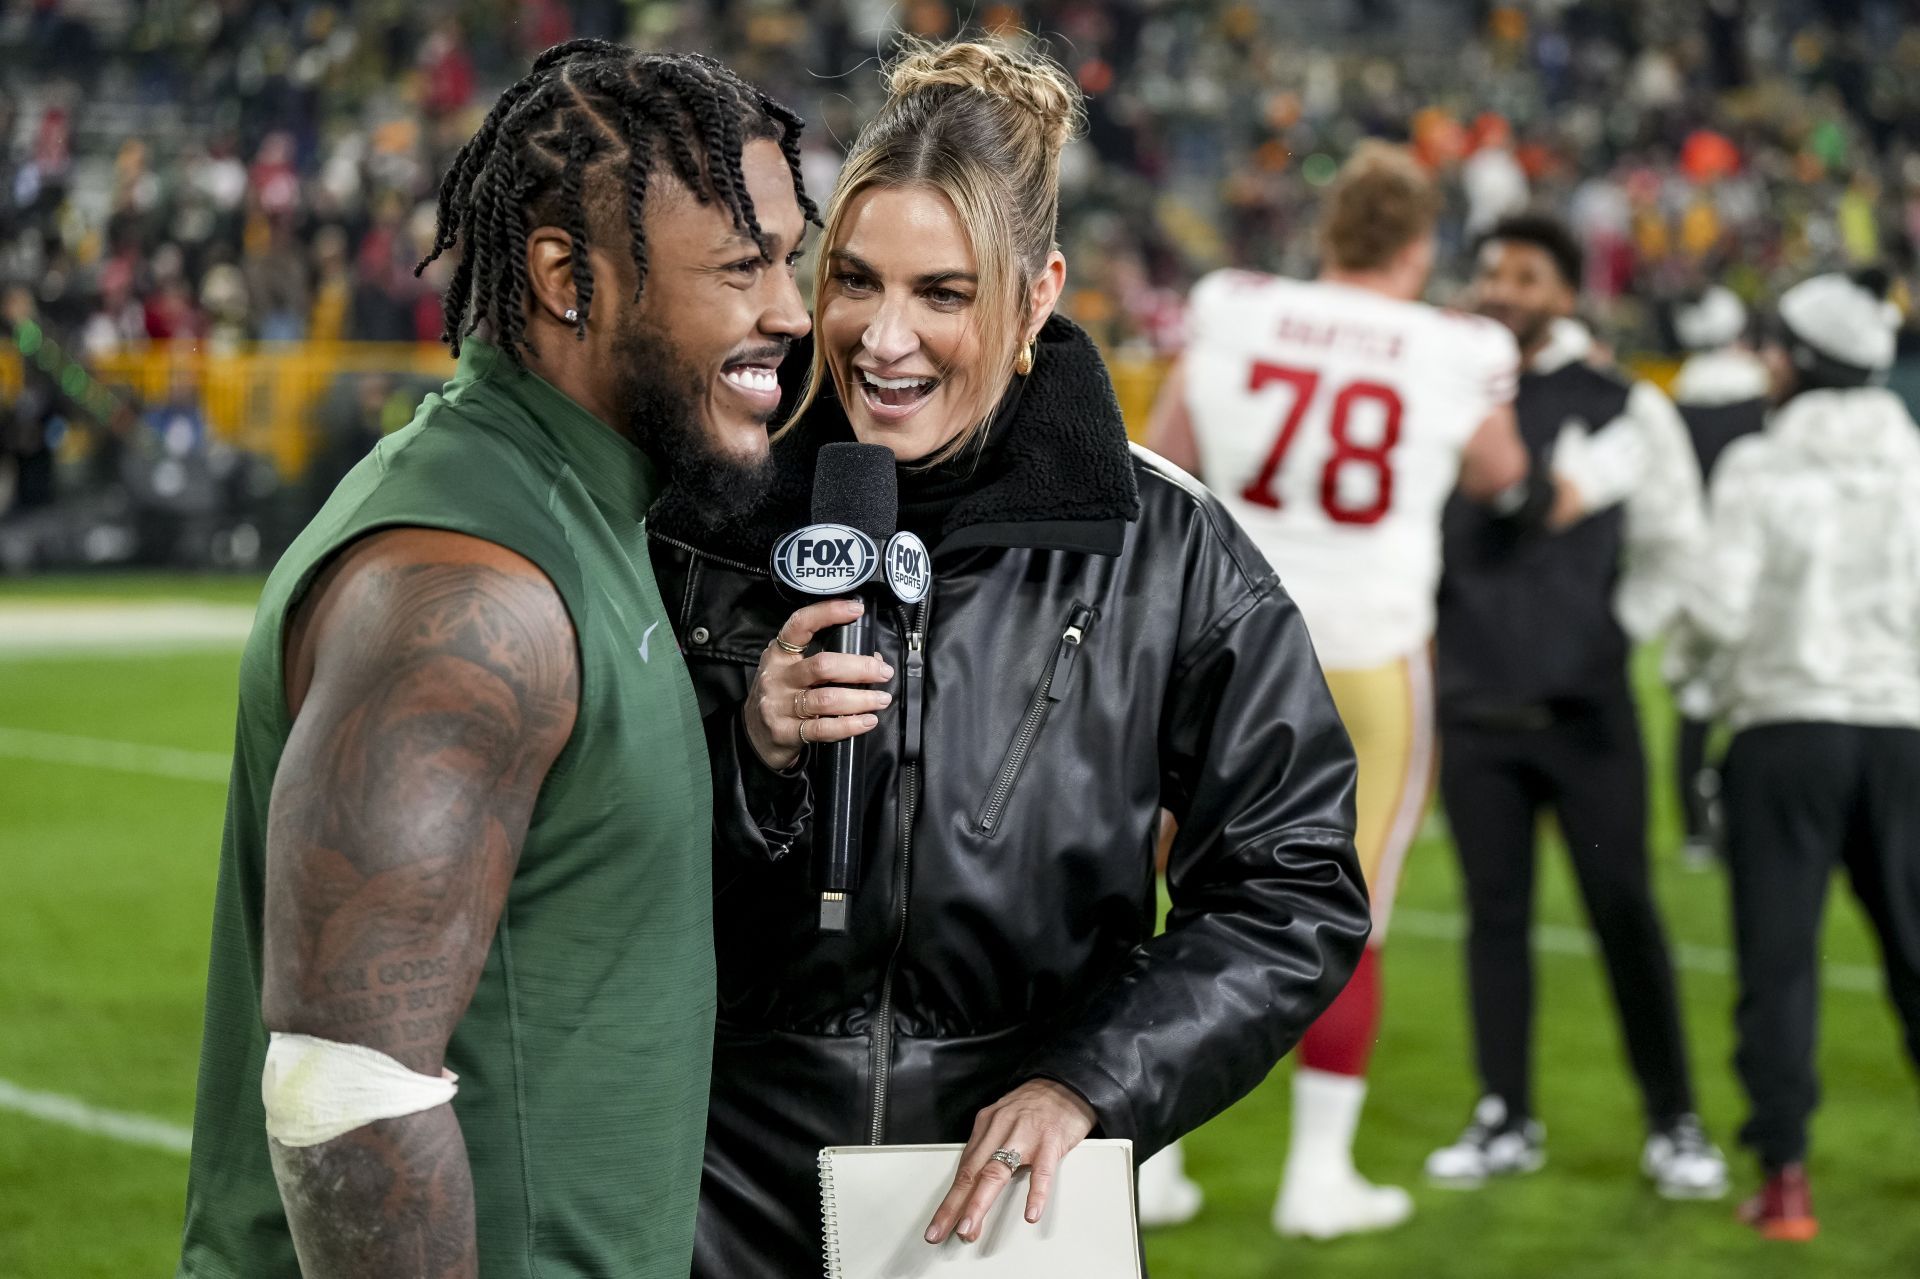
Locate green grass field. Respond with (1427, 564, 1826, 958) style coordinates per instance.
(2, 574, 1916, 1278)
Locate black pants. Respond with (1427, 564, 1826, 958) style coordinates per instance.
(1722, 722, 1920, 1167)
(1676, 716, 1716, 845)
(1440, 695, 1696, 1127)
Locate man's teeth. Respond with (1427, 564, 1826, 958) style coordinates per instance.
(862, 372, 936, 392)
(724, 366, 778, 393)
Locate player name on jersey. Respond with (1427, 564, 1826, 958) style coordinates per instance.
(1274, 314, 1407, 363)
(1183, 271, 1519, 671)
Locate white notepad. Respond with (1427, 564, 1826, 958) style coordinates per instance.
(817, 1139, 1143, 1278)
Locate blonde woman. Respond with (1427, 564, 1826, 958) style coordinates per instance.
(649, 41, 1368, 1274)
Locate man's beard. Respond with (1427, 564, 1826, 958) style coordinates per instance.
(1481, 303, 1551, 354)
(611, 317, 776, 527)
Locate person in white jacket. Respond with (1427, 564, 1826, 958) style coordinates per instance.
(1677, 269, 1920, 1242)
(1672, 285, 1771, 409)
(1668, 286, 1773, 863)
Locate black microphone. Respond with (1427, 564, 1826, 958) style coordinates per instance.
(770, 442, 898, 933)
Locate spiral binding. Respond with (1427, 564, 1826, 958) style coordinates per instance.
(819, 1148, 843, 1277)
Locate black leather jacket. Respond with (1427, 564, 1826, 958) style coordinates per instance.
(650, 317, 1368, 1277)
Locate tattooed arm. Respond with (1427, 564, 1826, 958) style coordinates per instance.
(260, 528, 579, 1279)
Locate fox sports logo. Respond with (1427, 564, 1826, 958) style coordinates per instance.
(883, 532, 931, 604)
(772, 523, 880, 595)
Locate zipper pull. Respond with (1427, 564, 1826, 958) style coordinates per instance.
(1048, 605, 1094, 703)
(903, 629, 926, 763)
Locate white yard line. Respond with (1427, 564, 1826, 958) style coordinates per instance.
(0, 907, 1884, 1158)
(0, 1076, 192, 1155)
(0, 601, 253, 657)
(0, 726, 231, 782)
(0, 704, 1886, 1155)
(1392, 907, 1884, 994)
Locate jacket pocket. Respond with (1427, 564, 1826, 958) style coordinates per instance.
(976, 603, 1096, 836)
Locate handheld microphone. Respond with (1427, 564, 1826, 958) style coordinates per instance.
(771, 442, 898, 933)
(809, 443, 896, 933)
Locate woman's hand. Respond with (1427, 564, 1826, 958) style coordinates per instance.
(744, 598, 894, 772)
(924, 1079, 1098, 1245)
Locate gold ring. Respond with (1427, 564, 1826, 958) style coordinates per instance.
(797, 718, 812, 745)
(793, 690, 813, 720)
(773, 634, 806, 655)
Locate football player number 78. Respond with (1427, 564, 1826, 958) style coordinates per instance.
(1238, 360, 1404, 525)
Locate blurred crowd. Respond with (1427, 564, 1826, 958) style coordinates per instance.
(4, 0, 1920, 563)
(5, 1, 1920, 358)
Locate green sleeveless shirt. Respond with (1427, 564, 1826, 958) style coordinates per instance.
(177, 340, 715, 1278)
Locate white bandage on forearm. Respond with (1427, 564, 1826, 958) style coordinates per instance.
(262, 1031, 459, 1148)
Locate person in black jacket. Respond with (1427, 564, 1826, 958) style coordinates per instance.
(648, 41, 1369, 1277)
(1424, 215, 1728, 1200)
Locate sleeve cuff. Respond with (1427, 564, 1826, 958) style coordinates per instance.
(734, 713, 810, 854)
(1014, 1052, 1134, 1145)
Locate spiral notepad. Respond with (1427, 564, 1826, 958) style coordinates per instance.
(817, 1140, 1142, 1278)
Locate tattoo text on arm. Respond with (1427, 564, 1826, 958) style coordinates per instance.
(261, 545, 578, 1279)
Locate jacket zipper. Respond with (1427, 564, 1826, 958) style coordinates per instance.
(658, 531, 925, 1140)
(648, 531, 768, 578)
(869, 600, 927, 1144)
(976, 603, 1094, 835)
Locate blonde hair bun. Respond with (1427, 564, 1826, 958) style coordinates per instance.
(887, 40, 1083, 156)
(781, 38, 1082, 464)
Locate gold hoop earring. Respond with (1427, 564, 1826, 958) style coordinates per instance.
(1015, 340, 1035, 376)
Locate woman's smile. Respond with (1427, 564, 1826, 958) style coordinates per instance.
(853, 365, 943, 422)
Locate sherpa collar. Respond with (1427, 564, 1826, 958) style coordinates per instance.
(649, 313, 1140, 562)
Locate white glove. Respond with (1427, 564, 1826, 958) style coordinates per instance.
(1551, 415, 1648, 515)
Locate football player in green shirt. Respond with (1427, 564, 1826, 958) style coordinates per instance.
(176, 42, 878, 1279)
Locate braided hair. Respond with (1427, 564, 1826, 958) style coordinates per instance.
(417, 41, 819, 365)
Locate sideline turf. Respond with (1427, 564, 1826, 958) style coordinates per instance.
(0, 578, 1914, 1278)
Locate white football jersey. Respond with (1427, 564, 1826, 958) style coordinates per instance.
(1183, 271, 1519, 668)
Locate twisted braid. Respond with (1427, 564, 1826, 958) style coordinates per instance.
(455, 77, 571, 357)
(561, 60, 657, 302)
(497, 174, 536, 363)
(656, 59, 755, 241)
(434, 74, 565, 354)
(438, 239, 477, 346)
(462, 143, 519, 354)
(756, 91, 820, 226)
(634, 74, 710, 206)
(532, 38, 625, 73)
(620, 105, 653, 300)
(420, 42, 821, 367)
(414, 73, 543, 276)
(557, 124, 598, 338)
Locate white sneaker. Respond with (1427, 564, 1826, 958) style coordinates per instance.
(1425, 1096, 1546, 1189)
(1136, 1142, 1204, 1228)
(1642, 1114, 1729, 1200)
(1274, 1169, 1414, 1239)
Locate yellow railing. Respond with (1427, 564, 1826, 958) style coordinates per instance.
(0, 342, 1681, 475)
(1109, 358, 1168, 443)
(90, 343, 457, 476)
(0, 342, 1177, 465)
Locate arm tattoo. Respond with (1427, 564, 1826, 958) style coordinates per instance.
(262, 551, 578, 1279)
